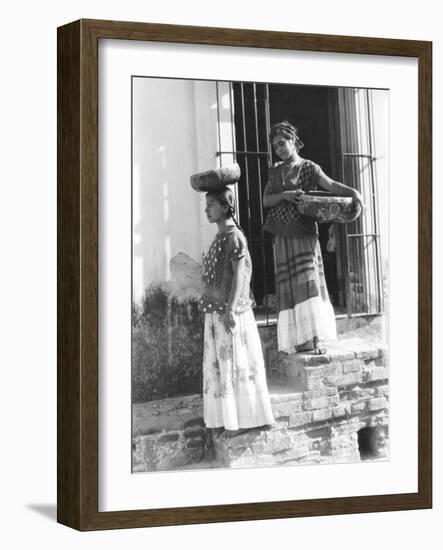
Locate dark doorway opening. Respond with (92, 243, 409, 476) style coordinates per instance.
(357, 425, 388, 461)
(268, 84, 343, 309)
(232, 82, 344, 316)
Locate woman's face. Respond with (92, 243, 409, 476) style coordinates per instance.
(205, 196, 227, 223)
(272, 134, 296, 161)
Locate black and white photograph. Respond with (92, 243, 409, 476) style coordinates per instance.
(1, 0, 438, 541)
(131, 77, 390, 473)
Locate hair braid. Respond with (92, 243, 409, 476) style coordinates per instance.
(228, 204, 245, 235)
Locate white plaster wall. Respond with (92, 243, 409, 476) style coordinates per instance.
(371, 90, 390, 325)
(371, 89, 389, 266)
(133, 78, 224, 300)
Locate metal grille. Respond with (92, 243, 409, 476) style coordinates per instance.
(215, 82, 384, 323)
(216, 82, 275, 324)
(338, 88, 384, 316)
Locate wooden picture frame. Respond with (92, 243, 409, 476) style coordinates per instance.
(57, 18, 432, 530)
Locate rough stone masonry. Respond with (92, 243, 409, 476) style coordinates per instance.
(133, 340, 388, 472)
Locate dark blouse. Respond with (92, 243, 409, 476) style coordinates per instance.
(263, 159, 321, 237)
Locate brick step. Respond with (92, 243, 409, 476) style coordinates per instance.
(267, 340, 388, 392)
(133, 341, 389, 471)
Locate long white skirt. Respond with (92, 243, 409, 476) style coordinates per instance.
(203, 310, 275, 430)
(277, 296, 337, 353)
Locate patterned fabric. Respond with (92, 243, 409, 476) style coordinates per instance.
(263, 159, 321, 237)
(275, 236, 325, 309)
(274, 235, 337, 352)
(262, 157, 336, 351)
(267, 160, 320, 223)
(203, 310, 275, 430)
(199, 227, 255, 314)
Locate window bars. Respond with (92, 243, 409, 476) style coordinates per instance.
(215, 82, 384, 325)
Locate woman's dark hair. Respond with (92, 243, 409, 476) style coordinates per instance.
(206, 186, 244, 233)
(270, 121, 304, 152)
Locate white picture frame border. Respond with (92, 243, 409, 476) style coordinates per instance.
(98, 38, 419, 512)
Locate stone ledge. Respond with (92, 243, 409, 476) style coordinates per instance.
(285, 342, 384, 367)
(132, 341, 389, 471)
(271, 339, 387, 393)
(133, 394, 203, 436)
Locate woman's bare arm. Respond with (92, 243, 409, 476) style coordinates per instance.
(317, 171, 365, 211)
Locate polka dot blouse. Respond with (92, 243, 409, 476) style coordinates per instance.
(199, 227, 255, 314)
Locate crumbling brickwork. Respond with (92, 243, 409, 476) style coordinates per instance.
(133, 341, 388, 471)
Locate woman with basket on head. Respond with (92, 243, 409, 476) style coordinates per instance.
(191, 166, 274, 437)
(263, 121, 364, 355)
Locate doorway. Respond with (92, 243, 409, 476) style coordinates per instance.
(221, 81, 383, 324)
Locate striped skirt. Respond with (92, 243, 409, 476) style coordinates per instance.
(202, 310, 275, 431)
(274, 235, 337, 353)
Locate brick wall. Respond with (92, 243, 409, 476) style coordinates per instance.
(133, 342, 388, 471)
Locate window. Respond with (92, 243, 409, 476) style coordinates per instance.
(215, 81, 386, 325)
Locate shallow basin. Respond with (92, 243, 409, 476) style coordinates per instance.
(190, 163, 241, 192)
(297, 193, 361, 223)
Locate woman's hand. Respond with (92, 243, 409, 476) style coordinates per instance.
(351, 189, 366, 214)
(223, 307, 237, 334)
(283, 189, 305, 203)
